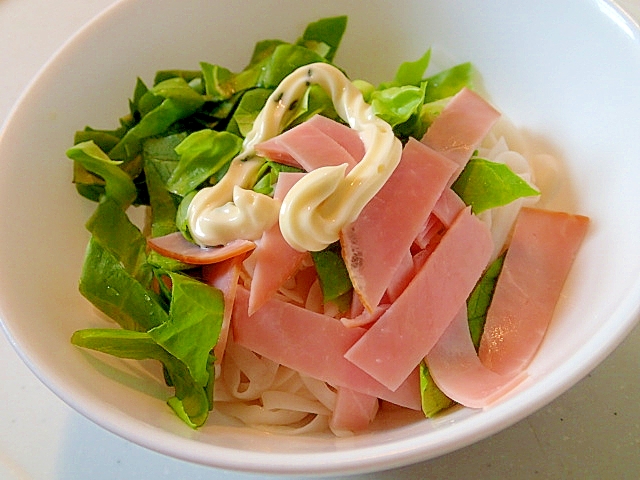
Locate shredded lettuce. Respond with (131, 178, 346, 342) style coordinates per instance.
(297, 15, 348, 63)
(110, 77, 206, 162)
(424, 62, 474, 103)
(167, 129, 242, 196)
(419, 361, 454, 417)
(467, 252, 506, 349)
(148, 271, 224, 387)
(367, 50, 475, 142)
(252, 161, 304, 197)
(71, 329, 212, 427)
(452, 157, 540, 214)
(310, 242, 353, 309)
(68, 141, 137, 207)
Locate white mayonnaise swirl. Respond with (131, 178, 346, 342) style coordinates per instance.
(187, 157, 279, 246)
(187, 62, 401, 251)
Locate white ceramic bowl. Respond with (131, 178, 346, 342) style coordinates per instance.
(1, 0, 639, 476)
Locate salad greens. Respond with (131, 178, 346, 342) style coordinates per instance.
(452, 157, 540, 214)
(68, 15, 535, 428)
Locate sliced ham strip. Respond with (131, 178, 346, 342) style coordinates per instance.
(433, 187, 466, 228)
(329, 386, 379, 433)
(147, 232, 255, 265)
(248, 172, 308, 315)
(426, 307, 528, 409)
(306, 114, 365, 162)
(344, 207, 494, 391)
(202, 256, 243, 365)
(421, 87, 500, 179)
(385, 250, 414, 303)
(413, 215, 444, 251)
(478, 207, 589, 376)
(341, 138, 458, 311)
(232, 286, 422, 410)
(340, 304, 389, 329)
(254, 115, 360, 172)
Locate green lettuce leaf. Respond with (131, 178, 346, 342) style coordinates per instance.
(419, 361, 454, 417)
(451, 158, 540, 214)
(166, 129, 242, 196)
(467, 252, 506, 349)
(423, 62, 474, 103)
(143, 135, 192, 271)
(370, 82, 426, 128)
(153, 69, 203, 87)
(148, 272, 224, 387)
(175, 190, 197, 242)
(259, 43, 327, 88)
(85, 198, 150, 284)
(285, 84, 340, 129)
(79, 238, 167, 332)
(384, 48, 431, 88)
(200, 63, 241, 101)
(296, 15, 347, 63)
(109, 77, 206, 162)
(227, 88, 273, 137)
(67, 141, 137, 208)
(252, 161, 303, 197)
(71, 329, 211, 427)
(311, 242, 353, 304)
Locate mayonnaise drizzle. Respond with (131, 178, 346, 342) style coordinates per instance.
(187, 157, 279, 246)
(187, 62, 402, 251)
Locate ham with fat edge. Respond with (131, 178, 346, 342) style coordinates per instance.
(147, 232, 255, 265)
(330, 387, 379, 433)
(202, 256, 243, 365)
(340, 304, 389, 329)
(421, 87, 500, 179)
(232, 286, 421, 410)
(248, 172, 307, 314)
(426, 307, 528, 408)
(344, 207, 494, 391)
(255, 115, 362, 172)
(341, 138, 458, 311)
(478, 207, 589, 376)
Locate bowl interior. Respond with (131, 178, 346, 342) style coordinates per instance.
(1, 0, 640, 475)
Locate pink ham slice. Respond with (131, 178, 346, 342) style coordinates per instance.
(385, 249, 414, 303)
(344, 207, 494, 391)
(147, 232, 255, 265)
(478, 207, 589, 376)
(341, 138, 458, 311)
(306, 114, 365, 162)
(421, 87, 500, 179)
(329, 387, 379, 432)
(202, 256, 243, 365)
(254, 115, 362, 172)
(232, 286, 421, 410)
(339, 304, 389, 329)
(248, 172, 308, 314)
(433, 187, 466, 227)
(426, 307, 528, 408)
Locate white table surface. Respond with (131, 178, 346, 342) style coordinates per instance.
(1, 1, 639, 479)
